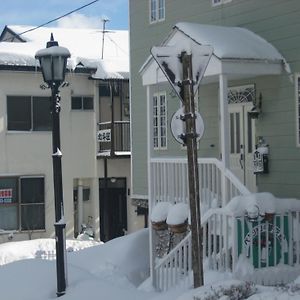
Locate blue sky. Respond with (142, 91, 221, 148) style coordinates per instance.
(0, 0, 128, 30)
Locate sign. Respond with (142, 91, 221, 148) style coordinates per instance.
(97, 129, 111, 142)
(0, 188, 13, 204)
(237, 216, 289, 268)
(170, 107, 204, 144)
(151, 42, 213, 101)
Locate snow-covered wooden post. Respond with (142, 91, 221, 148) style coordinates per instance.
(151, 43, 213, 288)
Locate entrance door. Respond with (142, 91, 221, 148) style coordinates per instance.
(229, 103, 256, 192)
(99, 178, 127, 242)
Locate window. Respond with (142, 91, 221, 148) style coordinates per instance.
(71, 96, 94, 110)
(296, 74, 300, 146)
(153, 92, 167, 149)
(0, 177, 45, 231)
(212, 0, 232, 6)
(7, 96, 51, 131)
(150, 0, 165, 23)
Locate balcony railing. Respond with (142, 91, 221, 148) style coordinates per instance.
(97, 121, 130, 156)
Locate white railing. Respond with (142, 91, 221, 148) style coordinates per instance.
(150, 157, 250, 290)
(202, 209, 300, 285)
(154, 233, 192, 291)
(150, 157, 250, 209)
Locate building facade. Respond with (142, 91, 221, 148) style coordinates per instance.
(130, 0, 300, 204)
(0, 25, 144, 243)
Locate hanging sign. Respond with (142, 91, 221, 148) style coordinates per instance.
(97, 129, 111, 142)
(171, 107, 204, 145)
(0, 188, 13, 204)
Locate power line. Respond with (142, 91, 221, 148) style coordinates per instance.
(1, 0, 100, 42)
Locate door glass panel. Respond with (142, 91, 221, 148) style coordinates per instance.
(247, 114, 253, 153)
(236, 113, 240, 154)
(230, 113, 234, 153)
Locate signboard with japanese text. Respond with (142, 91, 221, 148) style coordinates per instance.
(97, 129, 111, 142)
(0, 188, 13, 204)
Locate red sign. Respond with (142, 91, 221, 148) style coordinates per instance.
(0, 188, 13, 203)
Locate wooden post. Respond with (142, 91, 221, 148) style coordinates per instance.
(181, 52, 203, 287)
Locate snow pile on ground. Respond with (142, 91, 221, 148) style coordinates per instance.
(0, 238, 99, 265)
(0, 228, 300, 299)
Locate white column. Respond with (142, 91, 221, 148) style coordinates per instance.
(91, 177, 100, 241)
(219, 74, 230, 169)
(77, 179, 84, 233)
(219, 74, 230, 206)
(147, 84, 156, 287)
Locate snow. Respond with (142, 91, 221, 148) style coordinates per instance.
(0, 25, 129, 79)
(151, 202, 172, 223)
(224, 192, 300, 217)
(166, 203, 189, 225)
(175, 22, 284, 61)
(0, 229, 300, 299)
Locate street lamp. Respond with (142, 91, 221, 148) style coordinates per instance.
(35, 34, 70, 297)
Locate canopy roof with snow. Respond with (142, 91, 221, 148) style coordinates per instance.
(141, 22, 289, 85)
(0, 25, 129, 79)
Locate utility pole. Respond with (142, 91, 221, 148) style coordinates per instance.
(181, 51, 203, 287)
(101, 18, 109, 59)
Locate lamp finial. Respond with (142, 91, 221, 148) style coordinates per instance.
(47, 33, 59, 48)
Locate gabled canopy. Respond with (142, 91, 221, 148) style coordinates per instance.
(141, 22, 290, 85)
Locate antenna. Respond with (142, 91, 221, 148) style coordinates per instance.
(101, 17, 110, 59)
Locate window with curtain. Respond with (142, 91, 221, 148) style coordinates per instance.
(7, 96, 51, 131)
(0, 177, 45, 231)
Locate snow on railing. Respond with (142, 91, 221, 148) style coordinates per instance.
(154, 232, 192, 291)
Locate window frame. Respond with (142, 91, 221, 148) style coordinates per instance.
(71, 96, 94, 111)
(153, 91, 167, 150)
(296, 74, 300, 147)
(149, 0, 165, 24)
(0, 176, 45, 232)
(7, 96, 51, 132)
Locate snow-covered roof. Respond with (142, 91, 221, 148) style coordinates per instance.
(0, 25, 129, 79)
(174, 22, 284, 61)
(140, 22, 290, 86)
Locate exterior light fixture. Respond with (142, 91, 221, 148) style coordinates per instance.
(248, 92, 262, 119)
(35, 34, 70, 297)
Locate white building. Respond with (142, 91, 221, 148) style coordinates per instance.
(0, 25, 145, 242)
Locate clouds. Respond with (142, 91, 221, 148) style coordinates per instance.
(56, 13, 101, 29)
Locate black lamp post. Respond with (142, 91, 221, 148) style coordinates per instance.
(35, 34, 70, 297)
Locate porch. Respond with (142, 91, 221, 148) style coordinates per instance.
(150, 158, 300, 291)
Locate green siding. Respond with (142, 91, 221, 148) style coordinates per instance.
(130, 0, 300, 199)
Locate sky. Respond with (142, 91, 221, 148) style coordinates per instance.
(0, 0, 128, 31)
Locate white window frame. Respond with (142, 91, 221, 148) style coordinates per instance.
(153, 91, 167, 150)
(212, 0, 232, 7)
(295, 74, 300, 147)
(149, 0, 165, 24)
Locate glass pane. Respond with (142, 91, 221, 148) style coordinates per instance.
(247, 115, 253, 153)
(21, 204, 45, 230)
(0, 177, 18, 230)
(83, 97, 94, 110)
(151, 0, 157, 21)
(230, 113, 234, 153)
(20, 177, 44, 204)
(0, 177, 18, 204)
(7, 96, 31, 130)
(236, 113, 240, 154)
(0, 206, 18, 230)
(71, 97, 82, 110)
(158, 0, 165, 19)
(33, 97, 51, 131)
